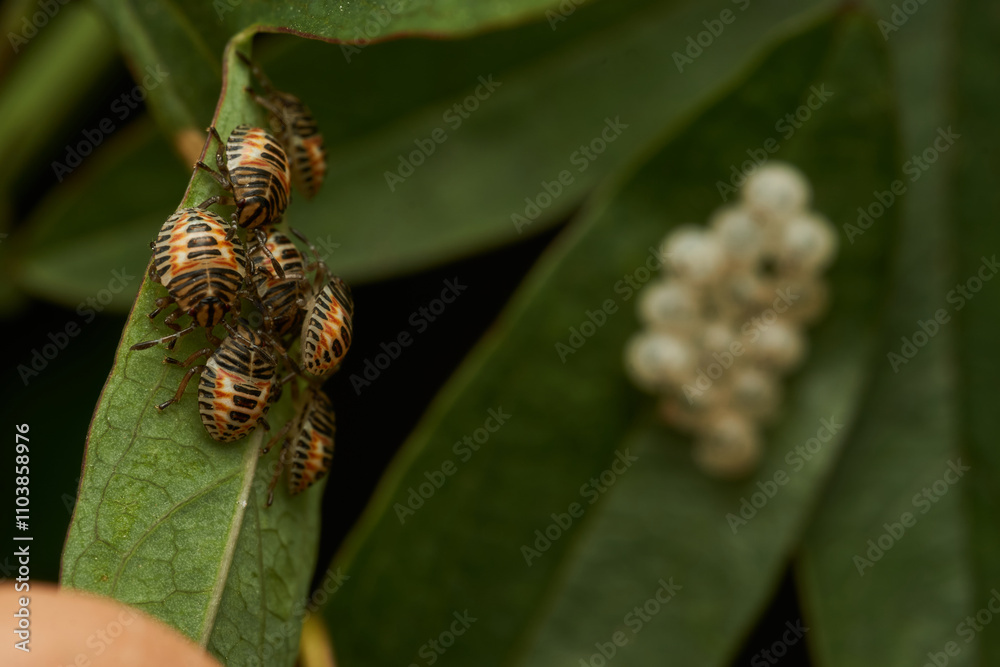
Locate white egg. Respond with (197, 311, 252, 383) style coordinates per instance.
(693, 411, 761, 479)
(624, 331, 697, 392)
(710, 206, 764, 265)
(730, 366, 781, 421)
(637, 280, 701, 332)
(658, 397, 704, 433)
(742, 162, 811, 220)
(700, 321, 737, 357)
(750, 319, 806, 372)
(777, 213, 838, 273)
(661, 224, 726, 285)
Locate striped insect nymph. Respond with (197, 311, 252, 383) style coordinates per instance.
(240, 53, 327, 199)
(132, 207, 246, 351)
(196, 124, 292, 278)
(155, 320, 282, 443)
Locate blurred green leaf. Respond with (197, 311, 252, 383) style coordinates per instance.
(953, 0, 1000, 662)
(519, 15, 899, 667)
(13, 120, 184, 312)
(60, 40, 322, 667)
(321, 13, 897, 666)
(795, 1, 993, 665)
(16, 0, 833, 309)
(0, 2, 115, 192)
(0, 1, 115, 313)
(90, 0, 586, 136)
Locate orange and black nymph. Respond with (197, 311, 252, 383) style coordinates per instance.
(197, 124, 291, 231)
(155, 320, 279, 443)
(248, 228, 309, 337)
(240, 53, 327, 199)
(196, 124, 292, 278)
(264, 388, 336, 505)
(131, 206, 246, 350)
(300, 276, 354, 379)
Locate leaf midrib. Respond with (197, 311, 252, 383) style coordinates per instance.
(199, 431, 261, 645)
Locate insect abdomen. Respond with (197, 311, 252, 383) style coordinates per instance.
(301, 278, 354, 378)
(226, 125, 291, 230)
(198, 324, 277, 442)
(287, 392, 335, 494)
(152, 208, 245, 327)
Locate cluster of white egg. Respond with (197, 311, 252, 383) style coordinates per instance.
(624, 163, 837, 478)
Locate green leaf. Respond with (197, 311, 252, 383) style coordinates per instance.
(90, 0, 583, 136)
(952, 0, 1000, 662)
(12, 120, 185, 312)
(0, 1, 116, 313)
(0, 2, 116, 194)
(321, 12, 897, 666)
(794, 1, 989, 664)
(60, 39, 323, 667)
(279, 0, 836, 283)
(16, 0, 834, 309)
(520, 17, 900, 665)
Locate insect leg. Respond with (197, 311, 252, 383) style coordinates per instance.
(290, 226, 329, 283)
(163, 347, 212, 368)
(265, 436, 292, 507)
(130, 323, 197, 351)
(197, 194, 237, 210)
(246, 89, 286, 128)
(161, 308, 186, 349)
(252, 227, 286, 279)
(156, 365, 206, 411)
(211, 128, 233, 182)
(204, 325, 223, 347)
(148, 296, 174, 321)
(237, 52, 277, 94)
(162, 308, 184, 332)
(261, 418, 293, 457)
